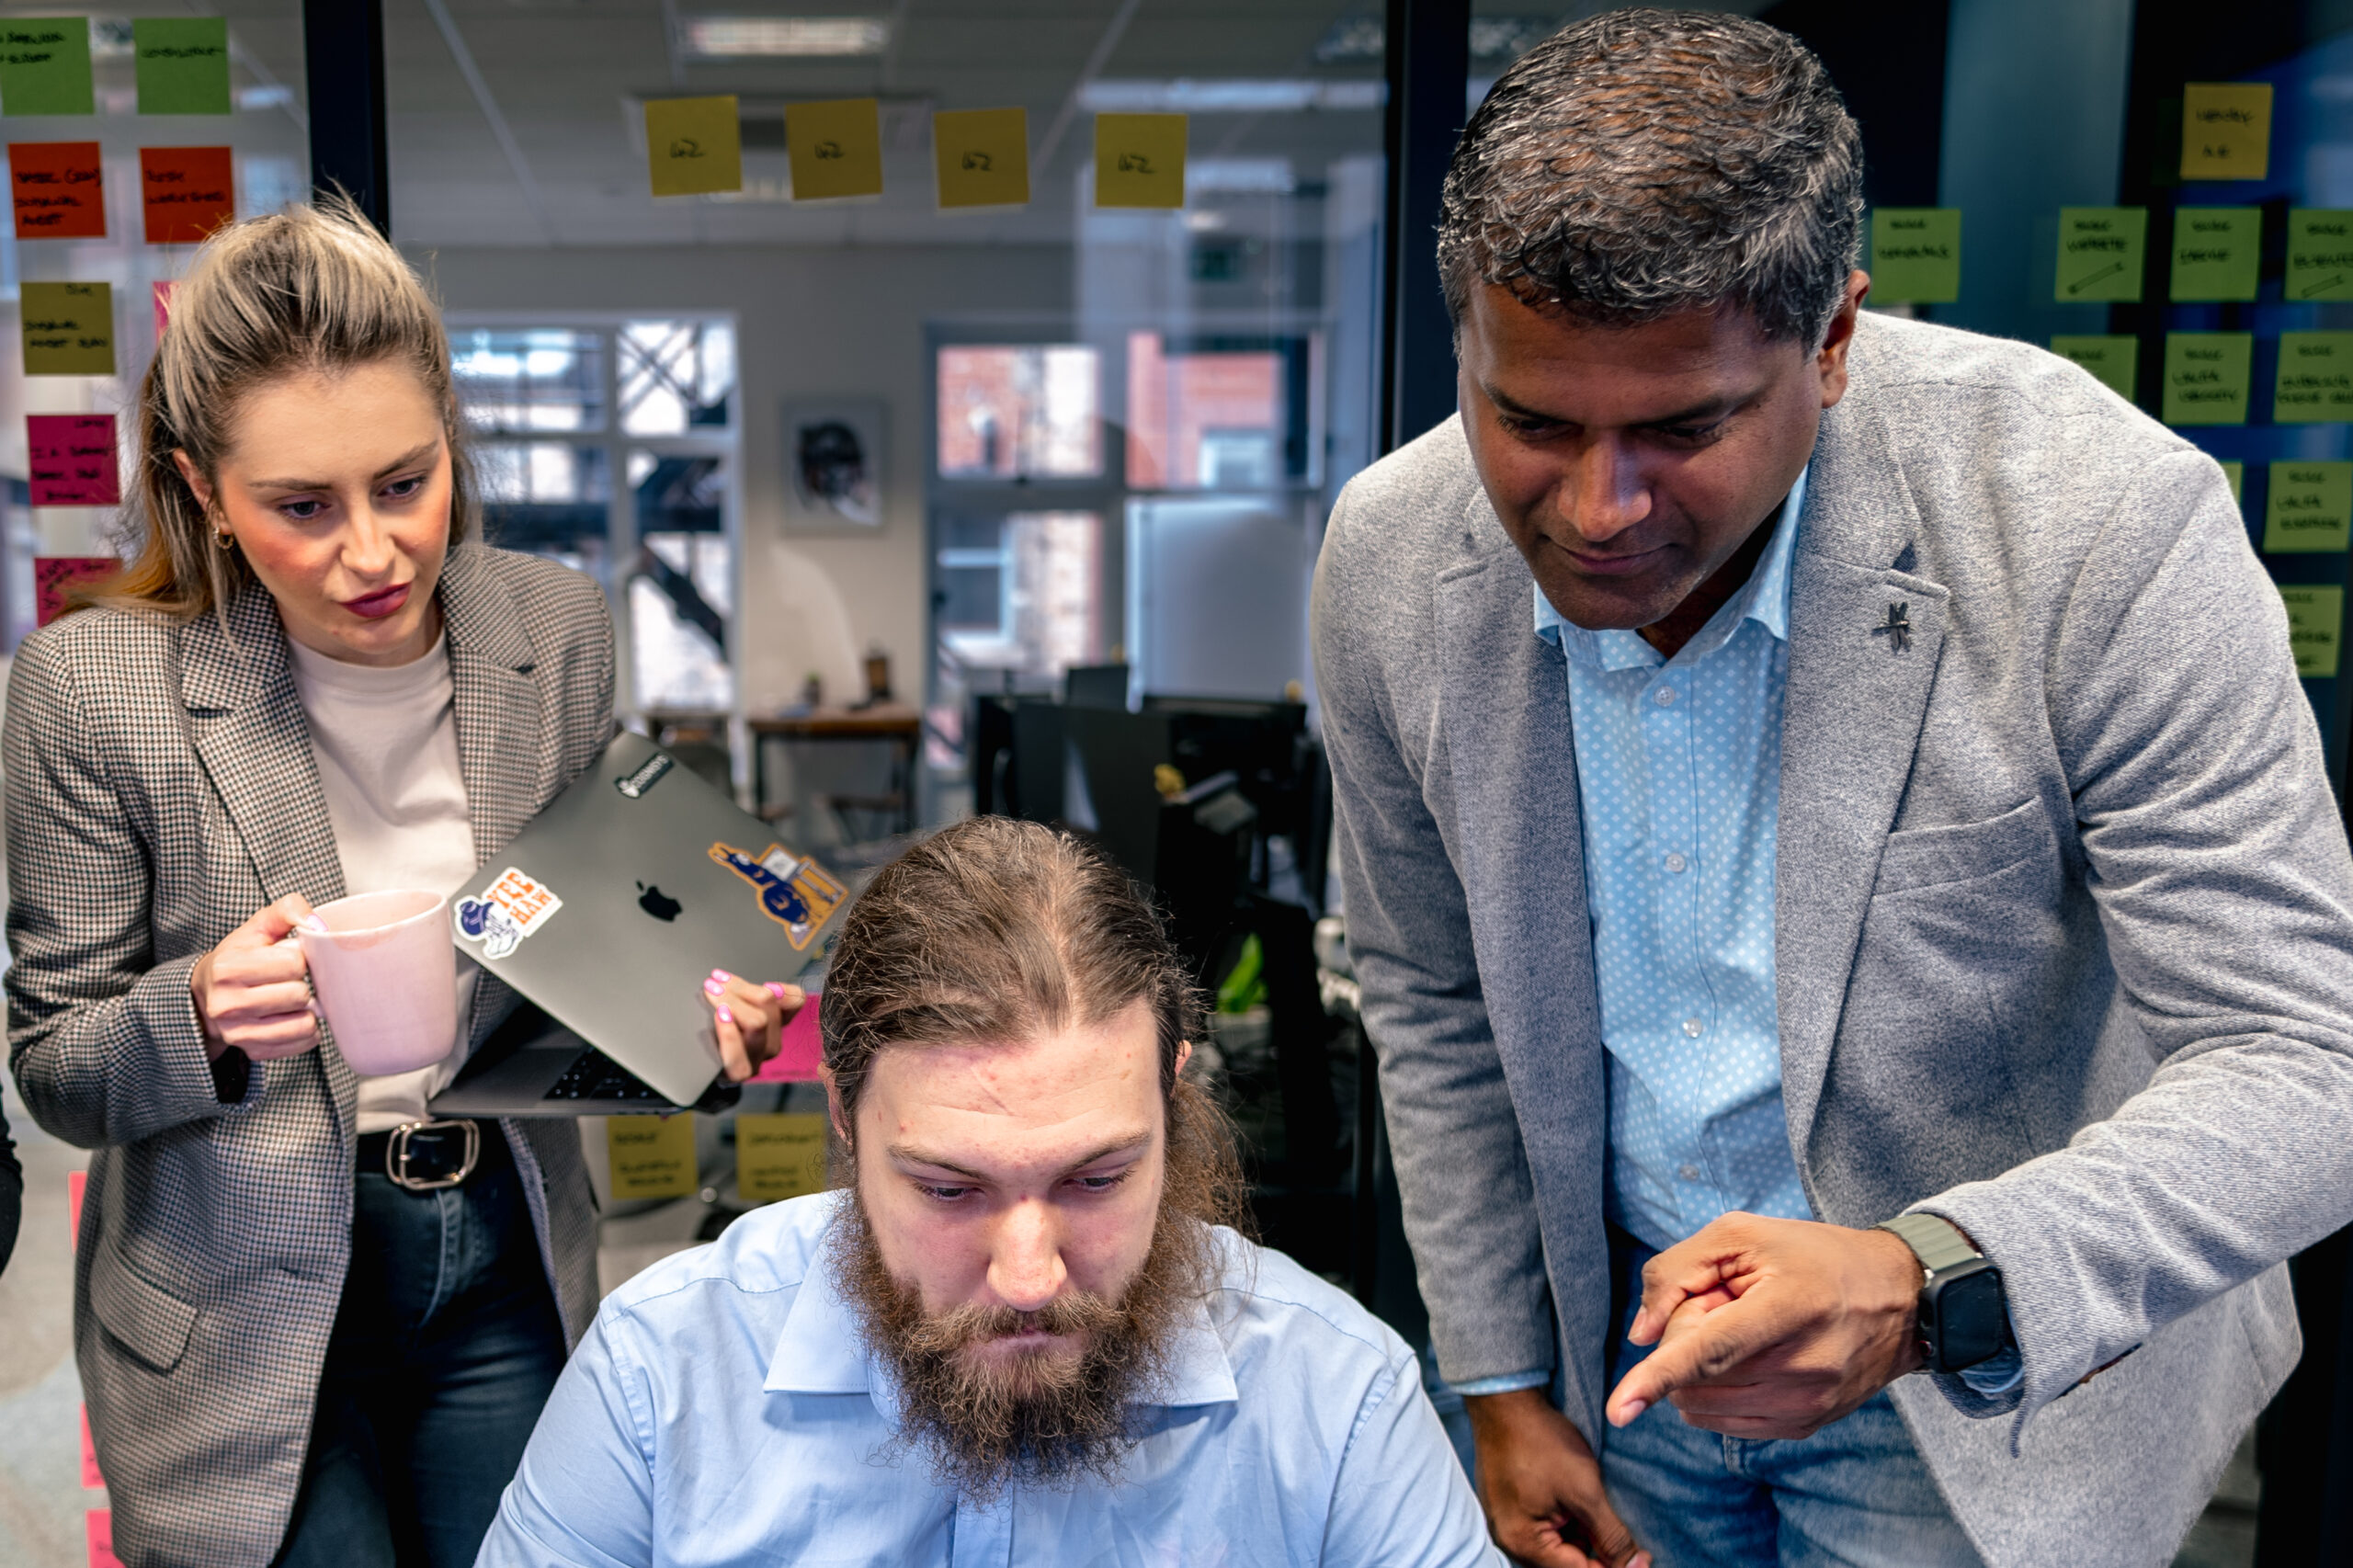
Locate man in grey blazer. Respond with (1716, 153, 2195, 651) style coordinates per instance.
(1314, 12, 2353, 1568)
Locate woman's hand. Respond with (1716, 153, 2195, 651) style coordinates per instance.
(190, 895, 321, 1063)
(702, 971, 807, 1083)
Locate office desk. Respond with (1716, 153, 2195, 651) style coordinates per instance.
(750, 705, 920, 837)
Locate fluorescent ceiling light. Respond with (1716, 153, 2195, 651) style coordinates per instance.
(680, 17, 891, 58)
(1081, 79, 1383, 114)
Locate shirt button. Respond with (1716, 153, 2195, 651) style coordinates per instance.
(1665, 853, 1687, 873)
(1682, 1017, 1703, 1038)
(1653, 686, 1676, 707)
(1678, 1165, 1701, 1182)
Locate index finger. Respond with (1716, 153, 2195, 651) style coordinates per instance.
(238, 892, 318, 947)
(1606, 1297, 1782, 1426)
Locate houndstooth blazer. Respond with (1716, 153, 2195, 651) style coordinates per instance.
(4, 543, 614, 1568)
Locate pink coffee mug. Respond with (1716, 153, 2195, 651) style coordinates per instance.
(296, 890, 459, 1077)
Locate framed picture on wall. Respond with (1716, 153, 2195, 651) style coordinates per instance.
(783, 400, 884, 528)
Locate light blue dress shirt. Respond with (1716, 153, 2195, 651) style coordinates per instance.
(478, 1191, 1504, 1568)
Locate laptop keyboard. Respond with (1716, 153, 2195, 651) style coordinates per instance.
(544, 1051, 670, 1104)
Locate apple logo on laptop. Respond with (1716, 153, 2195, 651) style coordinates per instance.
(636, 881, 682, 922)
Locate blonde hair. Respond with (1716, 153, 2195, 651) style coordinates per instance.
(97, 193, 473, 619)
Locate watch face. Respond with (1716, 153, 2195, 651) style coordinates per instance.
(1931, 1265, 2009, 1371)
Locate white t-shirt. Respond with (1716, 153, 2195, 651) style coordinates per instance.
(288, 632, 480, 1133)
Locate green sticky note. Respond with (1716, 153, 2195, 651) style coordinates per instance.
(2161, 333, 2252, 425)
(2054, 208, 2145, 302)
(133, 17, 230, 115)
(2170, 207, 2263, 301)
(1868, 208, 1961, 304)
(2287, 210, 2353, 302)
(2051, 335, 2138, 400)
(2281, 585, 2344, 677)
(0, 19, 91, 116)
(2264, 462, 2353, 553)
(2274, 332, 2353, 423)
(20, 279, 112, 374)
(2221, 460, 2245, 506)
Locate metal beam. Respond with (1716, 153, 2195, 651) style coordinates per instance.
(302, 0, 390, 233)
(422, 0, 555, 244)
(1380, 0, 1471, 453)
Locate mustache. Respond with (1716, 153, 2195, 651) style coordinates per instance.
(897, 1291, 1126, 1358)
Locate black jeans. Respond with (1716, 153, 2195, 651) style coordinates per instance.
(272, 1129, 567, 1568)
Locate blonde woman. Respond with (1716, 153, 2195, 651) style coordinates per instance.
(4, 200, 801, 1568)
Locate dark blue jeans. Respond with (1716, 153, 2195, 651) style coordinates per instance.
(272, 1130, 567, 1568)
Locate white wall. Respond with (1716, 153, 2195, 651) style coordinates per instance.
(408, 242, 1071, 712)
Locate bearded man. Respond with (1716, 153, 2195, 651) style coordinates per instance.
(476, 816, 1499, 1567)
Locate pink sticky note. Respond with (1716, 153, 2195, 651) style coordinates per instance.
(152, 279, 176, 336)
(28, 414, 119, 506)
(67, 1168, 85, 1247)
(79, 1406, 103, 1488)
(752, 994, 823, 1082)
(85, 1510, 122, 1568)
(35, 557, 118, 628)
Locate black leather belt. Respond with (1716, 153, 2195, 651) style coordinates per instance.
(356, 1119, 493, 1191)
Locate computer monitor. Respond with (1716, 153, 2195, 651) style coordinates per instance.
(1063, 663, 1131, 710)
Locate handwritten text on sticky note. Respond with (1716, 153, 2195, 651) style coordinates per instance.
(22, 280, 113, 374)
(28, 414, 117, 505)
(2170, 206, 2262, 301)
(9, 139, 101, 237)
(2054, 208, 2145, 302)
(2289, 210, 2353, 302)
(1, 18, 93, 117)
(1095, 113, 1188, 210)
(607, 1114, 698, 1199)
(644, 96, 741, 198)
(2182, 83, 2271, 182)
(133, 17, 229, 115)
(2275, 331, 2353, 423)
(2265, 462, 2353, 554)
(935, 107, 1029, 210)
(2050, 335, 2138, 401)
(737, 1113, 831, 1203)
(140, 145, 232, 244)
(1868, 208, 1961, 303)
(36, 557, 116, 625)
(2161, 332, 2252, 426)
(787, 97, 884, 201)
(2282, 585, 2345, 678)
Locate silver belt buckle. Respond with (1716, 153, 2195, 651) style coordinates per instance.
(386, 1119, 480, 1192)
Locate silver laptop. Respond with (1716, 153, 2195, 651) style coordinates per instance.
(429, 730, 847, 1116)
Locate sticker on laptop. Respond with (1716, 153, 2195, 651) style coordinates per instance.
(613, 753, 674, 799)
(452, 867, 564, 960)
(710, 842, 847, 951)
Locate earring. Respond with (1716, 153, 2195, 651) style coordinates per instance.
(212, 529, 233, 551)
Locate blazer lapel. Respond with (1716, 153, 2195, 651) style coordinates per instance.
(1775, 398, 1949, 1156)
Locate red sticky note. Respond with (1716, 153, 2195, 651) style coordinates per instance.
(751, 993, 824, 1082)
(79, 1406, 104, 1489)
(9, 142, 105, 240)
(36, 558, 116, 627)
(28, 415, 119, 506)
(85, 1510, 122, 1568)
(67, 1168, 84, 1244)
(139, 146, 232, 244)
(152, 279, 176, 336)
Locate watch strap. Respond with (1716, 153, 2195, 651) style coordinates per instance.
(1876, 1212, 1981, 1277)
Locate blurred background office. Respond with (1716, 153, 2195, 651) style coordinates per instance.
(0, 0, 2348, 1563)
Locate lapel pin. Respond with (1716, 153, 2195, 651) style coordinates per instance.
(1872, 602, 1912, 653)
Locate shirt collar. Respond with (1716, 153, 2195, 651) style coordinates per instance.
(1534, 465, 1806, 672)
(765, 1211, 1241, 1412)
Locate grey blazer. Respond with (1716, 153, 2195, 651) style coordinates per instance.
(5, 543, 613, 1568)
(1313, 312, 2353, 1568)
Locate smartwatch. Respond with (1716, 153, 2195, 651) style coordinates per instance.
(1875, 1212, 2011, 1375)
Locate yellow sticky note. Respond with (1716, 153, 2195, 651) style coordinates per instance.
(2265, 462, 2353, 554)
(788, 98, 883, 201)
(1095, 113, 1186, 209)
(2161, 331, 2252, 426)
(645, 96, 742, 198)
(2281, 585, 2344, 678)
(2289, 210, 2353, 302)
(935, 108, 1029, 210)
(21, 279, 111, 375)
(2221, 460, 2245, 506)
(2050, 335, 2138, 401)
(2181, 83, 2271, 181)
(2274, 332, 2353, 424)
(607, 1114, 699, 1199)
(736, 1113, 831, 1203)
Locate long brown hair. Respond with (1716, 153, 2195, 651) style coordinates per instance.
(96, 193, 474, 619)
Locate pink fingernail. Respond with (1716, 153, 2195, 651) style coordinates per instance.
(704, 978, 723, 994)
(715, 1004, 733, 1024)
(710, 969, 733, 981)
(766, 981, 790, 1000)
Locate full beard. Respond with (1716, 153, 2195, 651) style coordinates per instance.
(829, 1191, 1214, 1503)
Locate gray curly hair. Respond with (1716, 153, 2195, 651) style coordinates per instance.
(1438, 8, 1864, 347)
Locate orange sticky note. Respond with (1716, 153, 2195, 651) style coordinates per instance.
(139, 145, 231, 244)
(9, 139, 102, 238)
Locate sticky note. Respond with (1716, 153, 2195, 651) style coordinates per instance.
(2170, 207, 2262, 301)
(67, 1166, 83, 1242)
(786, 97, 883, 201)
(1095, 113, 1188, 209)
(85, 1509, 122, 1568)
(22, 281, 113, 374)
(2054, 208, 2145, 302)
(2264, 462, 2353, 553)
(2051, 335, 2138, 400)
(2222, 460, 2245, 506)
(36, 558, 116, 624)
(2160, 332, 2251, 425)
(152, 278, 176, 335)
(10, 141, 101, 237)
(644, 96, 741, 198)
(2181, 83, 2271, 181)
(140, 146, 232, 244)
(935, 107, 1029, 209)
(607, 1114, 697, 1199)
(751, 994, 823, 1082)
(2281, 585, 2344, 677)
(79, 1406, 101, 1488)
(2275, 332, 2353, 423)
(29, 415, 118, 506)
(1867, 208, 1961, 303)
(133, 17, 229, 115)
(1, 18, 92, 116)
(2288, 210, 2353, 302)
(736, 1112, 831, 1203)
